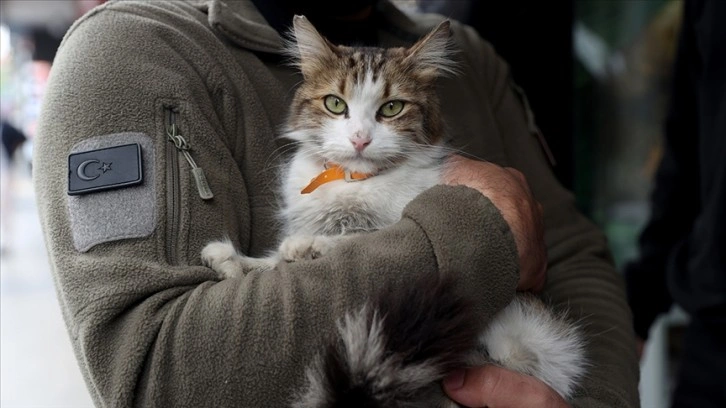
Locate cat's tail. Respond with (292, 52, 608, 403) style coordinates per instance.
(481, 294, 587, 400)
(293, 273, 481, 408)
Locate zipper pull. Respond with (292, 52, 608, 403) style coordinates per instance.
(167, 124, 214, 200)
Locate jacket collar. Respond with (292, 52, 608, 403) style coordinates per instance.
(188, 0, 424, 54)
(190, 0, 284, 54)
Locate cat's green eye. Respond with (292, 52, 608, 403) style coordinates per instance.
(324, 95, 347, 115)
(379, 100, 404, 117)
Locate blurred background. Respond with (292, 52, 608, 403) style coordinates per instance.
(2, 2, 104, 407)
(0, 0, 685, 407)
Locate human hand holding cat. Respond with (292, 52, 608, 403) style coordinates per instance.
(442, 155, 547, 292)
(443, 365, 571, 407)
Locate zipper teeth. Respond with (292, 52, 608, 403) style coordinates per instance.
(166, 107, 180, 265)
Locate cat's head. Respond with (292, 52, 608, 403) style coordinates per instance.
(284, 15, 456, 174)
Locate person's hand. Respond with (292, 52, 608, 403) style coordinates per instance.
(443, 155, 546, 292)
(443, 365, 571, 408)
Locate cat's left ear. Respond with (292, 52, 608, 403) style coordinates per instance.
(404, 20, 457, 78)
(288, 15, 340, 78)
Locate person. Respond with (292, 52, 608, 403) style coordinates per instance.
(34, 0, 639, 406)
(1, 119, 27, 254)
(624, 1, 726, 407)
(1, 120, 27, 162)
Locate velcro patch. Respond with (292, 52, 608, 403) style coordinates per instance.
(67, 133, 155, 252)
(68, 143, 143, 195)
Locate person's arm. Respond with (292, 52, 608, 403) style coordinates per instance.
(445, 24, 640, 407)
(34, 3, 519, 406)
(623, 0, 701, 342)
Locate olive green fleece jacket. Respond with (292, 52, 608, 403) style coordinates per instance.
(34, 0, 639, 407)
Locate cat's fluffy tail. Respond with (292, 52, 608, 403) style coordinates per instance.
(294, 273, 480, 408)
(481, 294, 587, 400)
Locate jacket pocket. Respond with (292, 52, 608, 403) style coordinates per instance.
(510, 81, 556, 167)
(164, 104, 182, 265)
(163, 103, 216, 265)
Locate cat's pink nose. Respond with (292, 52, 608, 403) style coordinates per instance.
(351, 136, 372, 152)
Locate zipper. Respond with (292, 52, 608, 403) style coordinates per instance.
(166, 116, 214, 201)
(165, 106, 182, 265)
(163, 106, 214, 265)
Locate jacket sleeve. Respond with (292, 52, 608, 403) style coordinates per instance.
(452, 24, 641, 407)
(33, 3, 518, 407)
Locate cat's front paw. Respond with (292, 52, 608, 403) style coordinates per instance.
(279, 235, 338, 262)
(201, 240, 244, 279)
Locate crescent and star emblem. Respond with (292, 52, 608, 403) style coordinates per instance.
(77, 160, 112, 181)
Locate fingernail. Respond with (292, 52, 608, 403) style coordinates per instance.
(444, 369, 465, 390)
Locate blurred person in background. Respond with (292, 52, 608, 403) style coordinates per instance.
(0, 117, 27, 254)
(624, 1, 726, 407)
(34, 0, 638, 406)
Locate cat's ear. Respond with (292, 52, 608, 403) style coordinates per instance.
(287, 15, 339, 78)
(404, 20, 457, 78)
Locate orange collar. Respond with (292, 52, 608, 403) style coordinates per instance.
(301, 163, 375, 194)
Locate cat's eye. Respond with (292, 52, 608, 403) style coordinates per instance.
(379, 100, 404, 117)
(324, 95, 347, 115)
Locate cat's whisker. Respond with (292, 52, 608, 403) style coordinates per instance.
(260, 142, 307, 177)
(407, 143, 487, 163)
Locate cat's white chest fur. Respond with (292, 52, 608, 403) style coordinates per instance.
(281, 153, 442, 236)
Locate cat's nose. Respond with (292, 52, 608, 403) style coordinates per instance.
(350, 134, 372, 152)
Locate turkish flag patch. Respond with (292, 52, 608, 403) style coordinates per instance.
(68, 143, 143, 195)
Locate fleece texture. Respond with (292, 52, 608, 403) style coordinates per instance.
(33, 0, 639, 407)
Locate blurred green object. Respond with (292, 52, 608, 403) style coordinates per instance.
(577, 0, 670, 50)
(573, 0, 682, 267)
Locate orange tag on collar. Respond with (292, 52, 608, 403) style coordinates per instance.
(301, 164, 373, 194)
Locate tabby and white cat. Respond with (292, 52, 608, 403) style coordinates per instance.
(202, 15, 586, 407)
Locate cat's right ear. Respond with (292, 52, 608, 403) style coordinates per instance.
(287, 15, 339, 78)
(404, 20, 458, 78)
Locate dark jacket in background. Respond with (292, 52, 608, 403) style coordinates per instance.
(625, 1, 726, 405)
(625, 0, 726, 338)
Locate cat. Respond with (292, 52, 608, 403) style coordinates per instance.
(201, 15, 586, 407)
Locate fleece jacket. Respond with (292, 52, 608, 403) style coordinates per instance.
(33, 0, 640, 406)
